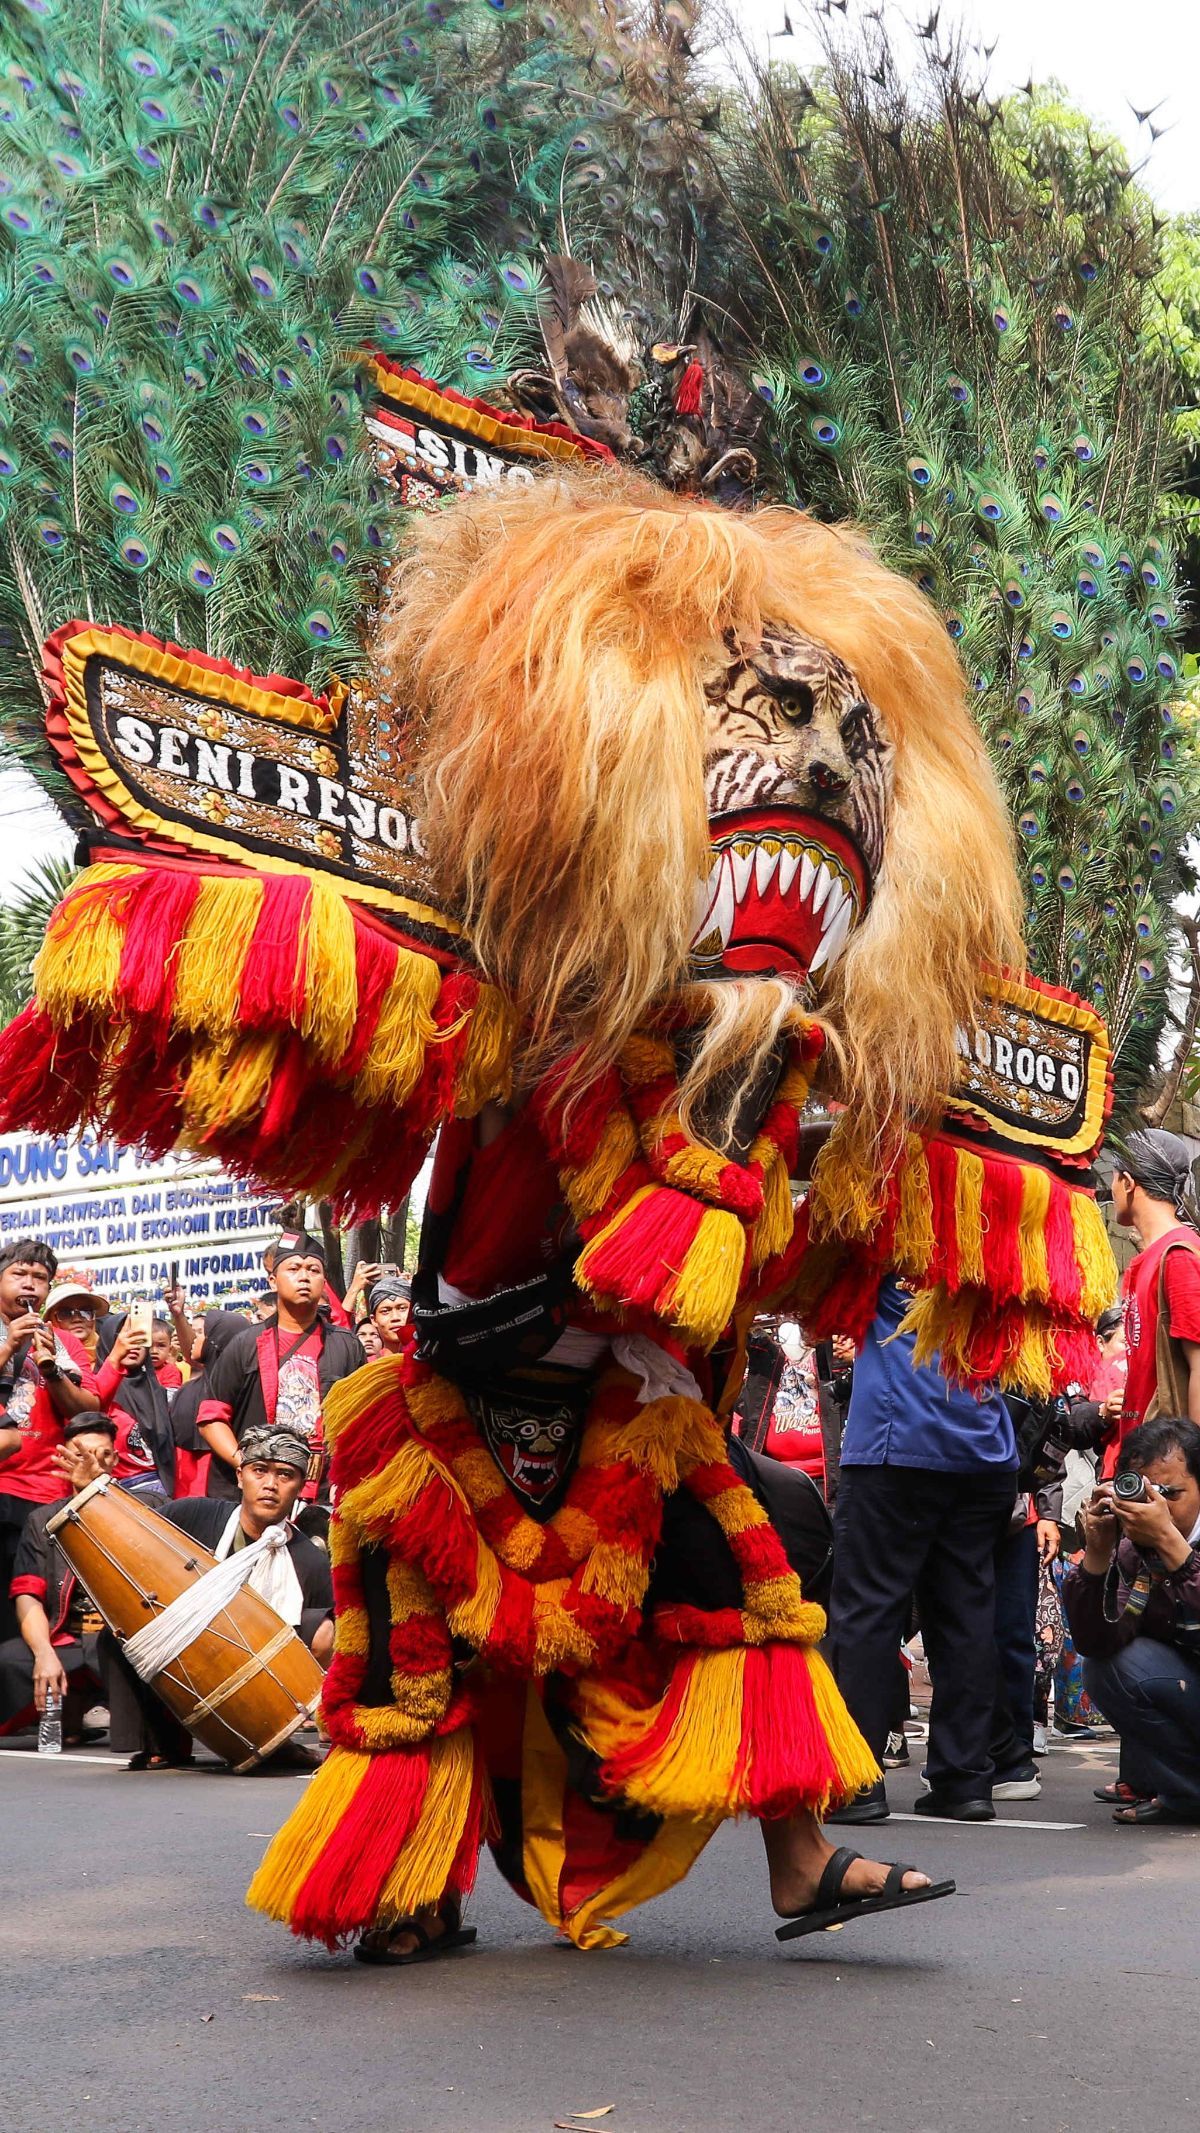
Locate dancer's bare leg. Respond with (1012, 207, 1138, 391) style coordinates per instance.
(761, 1809, 931, 1916)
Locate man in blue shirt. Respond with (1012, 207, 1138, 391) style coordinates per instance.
(827, 1275, 1019, 1821)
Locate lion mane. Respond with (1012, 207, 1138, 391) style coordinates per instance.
(381, 467, 1022, 1143)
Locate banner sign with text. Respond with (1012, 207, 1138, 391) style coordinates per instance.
(948, 970, 1112, 1179)
(0, 1130, 281, 1304)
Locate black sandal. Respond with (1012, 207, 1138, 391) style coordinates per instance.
(1112, 1797, 1200, 1826)
(775, 1845, 956, 1941)
(354, 1900, 478, 1968)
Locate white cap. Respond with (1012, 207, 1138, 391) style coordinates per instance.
(44, 1281, 110, 1319)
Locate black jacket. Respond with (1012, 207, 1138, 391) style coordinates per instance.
(199, 1313, 364, 1498)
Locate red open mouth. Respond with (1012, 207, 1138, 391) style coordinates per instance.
(503, 1448, 560, 1500)
(690, 808, 868, 981)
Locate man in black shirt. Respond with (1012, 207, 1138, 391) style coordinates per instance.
(197, 1231, 363, 1499)
(106, 1423, 335, 1765)
(166, 1428, 335, 1661)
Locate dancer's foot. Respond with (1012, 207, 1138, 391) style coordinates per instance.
(354, 1901, 477, 1966)
(761, 1806, 930, 1916)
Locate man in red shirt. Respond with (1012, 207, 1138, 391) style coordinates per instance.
(197, 1231, 363, 1499)
(1113, 1129, 1200, 1463)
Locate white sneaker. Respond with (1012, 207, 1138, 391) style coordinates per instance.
(992, 1771, 1042, 1800)
(1032, 1722, 1049, 1757)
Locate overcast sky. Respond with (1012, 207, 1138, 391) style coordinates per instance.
(737, 0, 1199, 214)
(1, 0, 1195, 900)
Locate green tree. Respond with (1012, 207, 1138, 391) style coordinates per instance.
(0, 853, 77, 1022)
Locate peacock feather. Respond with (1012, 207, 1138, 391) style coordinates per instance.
(680, 10, 1196, 1115)
(0, 0, 697, 811)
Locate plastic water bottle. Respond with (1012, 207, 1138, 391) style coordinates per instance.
(38, 1688, 63, 1756)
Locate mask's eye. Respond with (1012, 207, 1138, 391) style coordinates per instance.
(776, 682, 815, 722)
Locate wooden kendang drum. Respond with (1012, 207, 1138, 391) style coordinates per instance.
(48, 1478, 322, 1771)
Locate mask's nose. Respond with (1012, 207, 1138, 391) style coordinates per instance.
(807, 758, 851, 796)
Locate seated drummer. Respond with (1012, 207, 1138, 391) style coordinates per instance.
(0, 1417, 121, 1741)
(164, 1427, 335, 1663)
(196, 1231, 364, 1502)
(99, 1425, 336, 1768)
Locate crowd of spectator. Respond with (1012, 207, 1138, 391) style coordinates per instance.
(2, 1126, 1198, 1824)
(0, 1226, 410, 1756)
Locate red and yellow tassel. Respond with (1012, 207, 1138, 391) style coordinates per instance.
(246, 1727, 487, 1947)
(0, 854, 515, 1216)
(579, 1642, 877, 1822)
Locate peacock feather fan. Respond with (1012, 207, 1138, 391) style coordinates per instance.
(0, 0, 691, 811)
(683, 10, 1195, 1116)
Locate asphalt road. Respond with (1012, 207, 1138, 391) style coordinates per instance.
(3, 1733, 1196, 2133)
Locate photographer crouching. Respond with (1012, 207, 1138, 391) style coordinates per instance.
(1065, 1416, 1200, 1825)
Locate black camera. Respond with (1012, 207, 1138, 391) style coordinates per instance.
(1112, 1472, 1148, 1504)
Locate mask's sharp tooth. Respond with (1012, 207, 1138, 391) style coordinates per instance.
(811, 861, 834, 917)
(730, 846, 755, 901)
(810, 899, 853, 975)
(712, 852, 736, 946)
(691, 857, 722, 940)
(799, 851, 816, 901)
(821, 879, 846, 934)
(778, 844, 801, 896)
(755, 843, 779, 896)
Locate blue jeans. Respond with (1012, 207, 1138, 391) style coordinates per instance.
(1083, 1638, 1200, 1813)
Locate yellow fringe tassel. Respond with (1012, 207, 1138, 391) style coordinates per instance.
(1072, 1192, 1119, 1318)
(351, 1681, 454, 1749)
(563, 1107, 640, 1221)
(578, 1540, 656, 1611)
(374, 1729, 481, 1926)
(182, 1032, 279, 1134)
(1017, 1164, 1052, 1303)
(173, 875, 264, 1033)
(454, 982, 516, 1115)
(750, 1146, 796, 1268)
(444, 1540, 504, 1651)
(661, 1138, 728, 1197)
(337, 1435, 440, 1540)
(245, 1745, 371, 1923)
(902, 1286, 966, 1375)
(34, 863, 138, 1023)
(321, 1351, 406, 1451)
(300, 874, 360, 1063)
(612, 1392, 717, 1493)
(354, 948, 442, 1107)
(579, 1649, 748, 1819)
(953, 1147, 986, 1288)
(806, 1648, 881, 1806)
(1012, 1317, 1055, 1402)
(807, 1131, 887, 1241)
(662, 1205, 747, 1346)
(894, 1136, 936, 1270)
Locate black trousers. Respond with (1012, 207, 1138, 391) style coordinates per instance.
(829, 1464, 1017, 1801)
(0, 1495, 36, 1643)
(0, 1631, 101, 1729)
(990, 1518, 1039, 1775)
